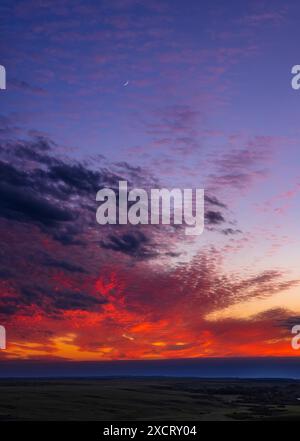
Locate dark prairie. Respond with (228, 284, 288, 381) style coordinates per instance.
(0, 378, 300, 421)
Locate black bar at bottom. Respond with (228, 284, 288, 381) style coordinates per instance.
(0, 420, 292, 439)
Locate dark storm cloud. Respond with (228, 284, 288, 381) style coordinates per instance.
(42, 255, 88, 274)
(205, 210, 225, 225)
(204, 194, 227, 209)
(17, 286, 107, 313)
(0, 268, 13, 279)
(0, 305, 18, 315)
(0, 160, 28, 187)
(0, 294, 21, 316)
(100, 230, 158, 259)
(279, 316, 300, 329)
(114, 161, 157, 187)
(0, 136, 122, 245)
(7, 137, 55, 165)
(48, 162, 111, 194)
(251, 308, 300, 332)
(0, 181, 75, 226)
(51, 227, 85, 246)
(0, 132, 235, 256)
(53, 291, 106, 311)
(0, 136, 118, 195)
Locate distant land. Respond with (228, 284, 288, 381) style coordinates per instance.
(1, 378, 300, 420)
(0, 357, 300, 379)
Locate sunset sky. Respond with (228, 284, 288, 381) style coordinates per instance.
(0, 0, 300, 362)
